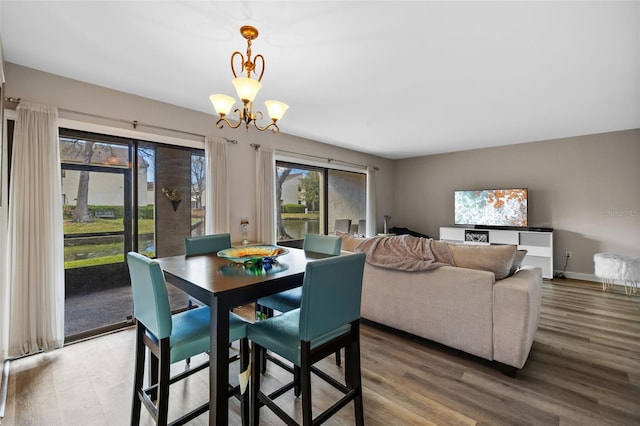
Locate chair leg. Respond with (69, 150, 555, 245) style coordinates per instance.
(301, 342, 313, 425)
(149, 350, 159, 402)
(351, 336, 364, 426)
(344, 342, 353, 389)
(186, 298, 193, 366)
(294, 366, 301, 397)
(335, 349, 341, 366)
(131, 323, 145, 426)
(240, 337, 250, 426)
(251, 342, 262, 426)
(156, 342, 171, 426)
(259, 306, 274, 374)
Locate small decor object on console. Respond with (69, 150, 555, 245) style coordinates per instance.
(465, 229, 489, 243)
(240, 217, 250, 245)
(383, 215, 391, 234)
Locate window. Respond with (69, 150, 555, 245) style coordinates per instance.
(191, 152, 206, 236)
(276, 161, 366, 246)
(60, 134, 132, 269)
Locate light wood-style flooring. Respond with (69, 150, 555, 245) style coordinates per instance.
(2, 278, 639, 425)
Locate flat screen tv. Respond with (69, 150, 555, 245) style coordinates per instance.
(454, 188, 528, 228)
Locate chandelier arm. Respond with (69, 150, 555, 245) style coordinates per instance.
(230, 51, 245, 78)
(216, 108, 244, 129)
(253, 54, 265, 82)
(252, 117, 280, 133)
(215, 116, 242, 130)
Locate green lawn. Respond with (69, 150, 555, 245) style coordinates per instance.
(282, 213, 319, 220)
(64, 218, 155, 234)
(64, 219, 156, 268)
(65, 254, 125, 269)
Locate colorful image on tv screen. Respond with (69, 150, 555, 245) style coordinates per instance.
(455, 189, 528, 227)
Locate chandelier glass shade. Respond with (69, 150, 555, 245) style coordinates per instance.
(210, 26, 289, 133)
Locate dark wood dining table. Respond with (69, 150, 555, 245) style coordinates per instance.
(156, 247, 329, 425)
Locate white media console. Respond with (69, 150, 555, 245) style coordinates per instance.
(440, 226, 554, 279)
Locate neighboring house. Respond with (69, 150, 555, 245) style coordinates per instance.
(60, 140, 151, 208)
(146, 181, 155, 207)
(280, 171, 304, 206)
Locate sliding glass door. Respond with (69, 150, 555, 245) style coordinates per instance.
(61, 134, 135, 339)
(276, 161, 366, 246)
(60, 130, 202, 341)
(62, 164, 132, 337)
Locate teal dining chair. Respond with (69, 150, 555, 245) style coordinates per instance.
(255, 233, 342, 372)
(184, 233, 232, 365)
(127, 252, 250, 426)
(248, 252, 366, 425)
(185, 233, 232, 257)
(184, 233, 232, 310)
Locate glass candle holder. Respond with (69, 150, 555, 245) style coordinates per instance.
(241, 217, 249, 245)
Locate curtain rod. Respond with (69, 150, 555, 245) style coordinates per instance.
(3, 96, 238, 144)
(275, 147, 379, 171)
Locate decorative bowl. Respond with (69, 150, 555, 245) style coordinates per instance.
(217, 245, 289, 264)
(220, 262, 289, 276)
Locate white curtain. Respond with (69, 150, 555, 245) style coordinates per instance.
(366, 166, 377, 237)
(205, 137, 229, 234)
(255, 148, 276, 244)
(6, 102, 64, 356)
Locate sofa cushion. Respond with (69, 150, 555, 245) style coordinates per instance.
(336, 231, 366, 252)
(448, 244, 517, 280)
(509, 249, 528, 277)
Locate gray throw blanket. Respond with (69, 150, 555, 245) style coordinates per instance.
(354, 235, 455, 271)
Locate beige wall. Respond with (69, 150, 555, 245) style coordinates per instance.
(3, 63, 395, 242)
(393, 130, 640, 279)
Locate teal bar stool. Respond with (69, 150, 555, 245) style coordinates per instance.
(184, 233, 232, 257)
(127, 252, 249, 426)
(255, 233, 342, 372)
(248, 253, 366, 426)
(184, 233, 232, 312)
(184, 233, 232, 365)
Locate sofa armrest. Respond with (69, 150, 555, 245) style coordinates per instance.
(492, 266, 543, 369)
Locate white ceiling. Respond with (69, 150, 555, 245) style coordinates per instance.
(1, 1, 638, 159)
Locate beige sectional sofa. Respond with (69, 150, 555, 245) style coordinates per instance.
(340, 234, 543, 374)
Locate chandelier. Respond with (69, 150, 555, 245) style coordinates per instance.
(209, 25, 289, 133)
